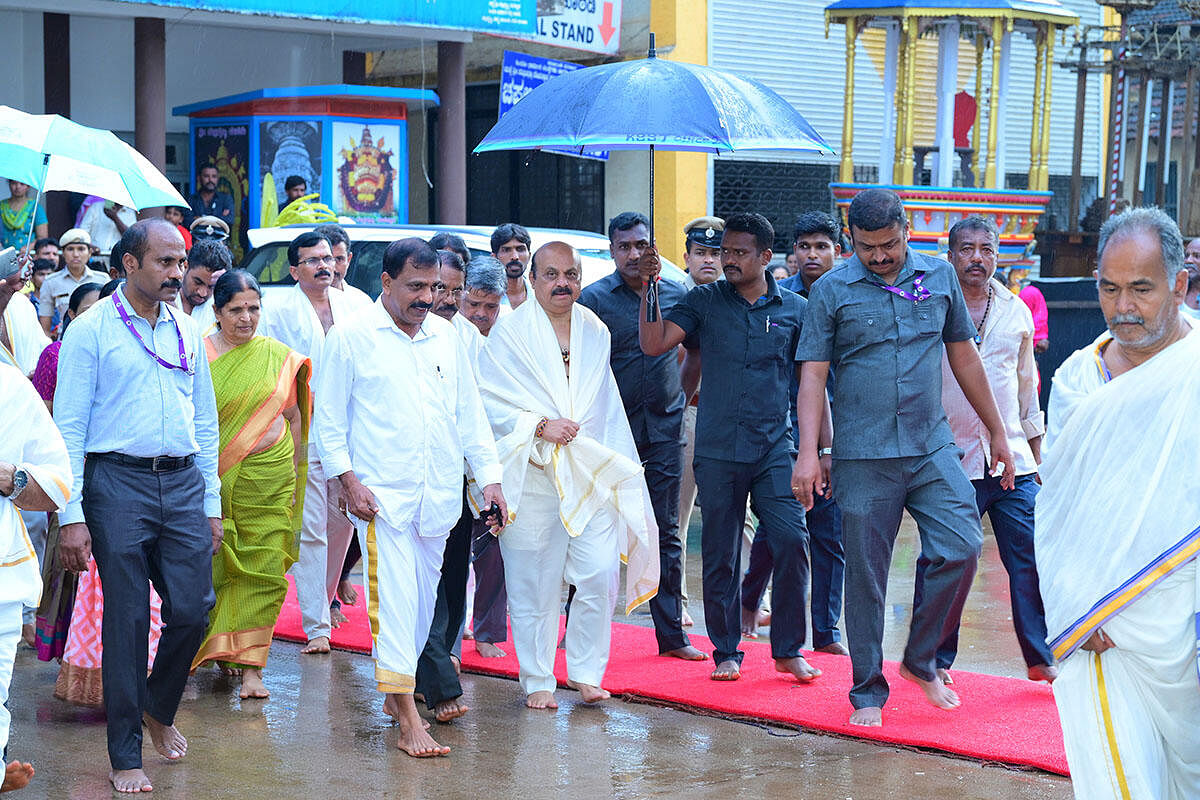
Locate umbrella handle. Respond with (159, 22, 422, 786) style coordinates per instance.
(20, 154, 50, 260)
(645, 142, 658, 322)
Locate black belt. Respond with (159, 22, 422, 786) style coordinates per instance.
(89, 452, 195, 472)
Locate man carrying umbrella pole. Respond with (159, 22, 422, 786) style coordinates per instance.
(638, 212, 824, 684)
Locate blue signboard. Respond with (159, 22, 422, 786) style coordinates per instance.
(499, 50, 608, 161)
(132, 0, 534, 33)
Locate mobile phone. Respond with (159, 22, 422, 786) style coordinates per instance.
(483, 501, 504, 530)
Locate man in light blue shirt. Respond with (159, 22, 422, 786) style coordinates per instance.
(54, 219, 221, 795)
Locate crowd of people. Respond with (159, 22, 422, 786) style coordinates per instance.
(0, 185, 1197, 798)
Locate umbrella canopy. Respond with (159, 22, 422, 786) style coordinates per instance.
(473, 56, 835, 156)
(0, 105, 187, 210)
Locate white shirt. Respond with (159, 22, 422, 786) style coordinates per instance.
(335, 282, 374, 310)
(78, 203, 137, 254)
(314, 301, 502, 535)
(258, 283, 356, 384)
(451, 312, 486, 374)
(1, 292, 50, 375)
(498, 275, 533, 315)
(940, 279, 1044, 479)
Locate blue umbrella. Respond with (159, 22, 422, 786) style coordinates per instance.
(474, 35, 835, 316)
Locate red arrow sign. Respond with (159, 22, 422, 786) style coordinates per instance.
(598, 1, 616, 45)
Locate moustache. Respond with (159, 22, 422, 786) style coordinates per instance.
(410, 301, 433, 311)
(507, 260, 523, 270)
(1110, 313, 1145, 326)
(551, 287, 573, 296)
(314, 269, 332, 279)
(161, 279, 182, 290)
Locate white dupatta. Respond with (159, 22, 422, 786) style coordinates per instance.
(477, 298, 659, 614)
(1035, 328, 1200, 664)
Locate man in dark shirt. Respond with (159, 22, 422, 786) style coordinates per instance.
(742, 211, 848, 655)
(639, 212, 825, 683)
(187, 165, 235, 229)
(793, 188, 1014, 728)
(579, 212, 705, 661)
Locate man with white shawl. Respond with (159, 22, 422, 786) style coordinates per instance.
(1037, 207, 1200, 799)
(0, 362, 71, 792)
(478, 241, 659, 710)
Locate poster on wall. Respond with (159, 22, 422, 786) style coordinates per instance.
(259, 120, 323, 212)
(332, 121, 401, 223)
(193, 122, 250, 261)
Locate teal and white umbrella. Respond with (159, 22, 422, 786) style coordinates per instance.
(0, 105, 188, 250)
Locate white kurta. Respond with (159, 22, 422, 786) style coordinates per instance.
(0, 363, 71, 751)
(314, 301, 501, 692)
(258, 283, 356, 640)
(1, 293, 50, 376)
(336, 282, 374, 310)
(1037, 327, 1200, 799)
(477, 299, 659, 695)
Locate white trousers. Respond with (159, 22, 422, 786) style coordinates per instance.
(0, 598, 21, 753)
(296, 454, 355, 641)
(500, 468, 619, 695)
(357, 516, 445, 694)
(1053, 558, 1200, 800)
(18, 510, 47, 626)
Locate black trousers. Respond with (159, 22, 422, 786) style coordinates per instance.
(471, 531, 507, 644)
(84, 456, 215, 771)
(693, 443, 810, 665)
(637, 438, 690, 653)
(414, 491, 475, 709)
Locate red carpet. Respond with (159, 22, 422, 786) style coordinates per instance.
(273, 578, 1068, 775)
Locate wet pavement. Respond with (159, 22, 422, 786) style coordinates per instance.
(8, 513, 1072, 799)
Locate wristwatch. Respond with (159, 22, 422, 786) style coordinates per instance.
(817, 447, 833, 458)
(5, 466, 28, 501)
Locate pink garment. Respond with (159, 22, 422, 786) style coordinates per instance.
(30, 340, 61, 403)
(1019, 285, 1049, 343)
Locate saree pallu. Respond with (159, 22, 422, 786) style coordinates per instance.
(192, 335, 310, 670)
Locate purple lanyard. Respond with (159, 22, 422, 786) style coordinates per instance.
(112, 292, 192, 375)
(874, 272, 931, 304)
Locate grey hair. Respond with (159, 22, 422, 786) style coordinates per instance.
(947, 215, 999, 253)
(464, 255, 506, 298)
(1097, 206, 1185, 283)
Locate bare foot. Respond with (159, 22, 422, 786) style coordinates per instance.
(300, 636, 330, 654)
(1027, 664, 1059, 683)
(382, 694, 431, 729)
(19, 624, 35, 649)
(2, 761, 34, 792)
(660, 645, 707, 661)
(681, 609, 694, 627)
(566, 680, 611, 703)
(109, 768, 152, 794)
(337, 579, 358, 605)
(775, 656, 821, 683)
(330, 605, 349, 629)
(936, 668, 953, 685)
(740, 607, 760, 639)
(392, 694, 450, 757)
(815, 641, 849, 656)
(710, 659, 740, 681)
(475, 641, 507, 658)
(143, 713, 187, 760)
(899, 663, 961, 710)
(526, 690, 558, 710)
(757, 610, 771, 628)
(219, 664, 242, 677)
(433, 698, 469, 722)
(239, 668, 270, 699)
(849, 706, 883, 727)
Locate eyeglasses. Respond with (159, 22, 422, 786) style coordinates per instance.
(300, 256, 336, 269)
(440, 287, 464, 298)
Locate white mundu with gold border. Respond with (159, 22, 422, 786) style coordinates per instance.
(314, 302, 501, 694)
(477, 298, 659, 695)
(1037, 328, 1200, 800)
(0, 363, 71, 751)
(1, 292, 49, 376)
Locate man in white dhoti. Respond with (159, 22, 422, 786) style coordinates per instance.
(315, 237, 505, 757)
(1037, 207, 1200, 800)
(0, 362, 71, 792)
(1, 262, 49, 376)
(259, 230, 357, 655)
(477, 241, 659, 710)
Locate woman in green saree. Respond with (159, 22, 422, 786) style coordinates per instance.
(192, 270, 311, 699)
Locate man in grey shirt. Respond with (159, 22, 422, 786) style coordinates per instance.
(793, 188, 1014, 728)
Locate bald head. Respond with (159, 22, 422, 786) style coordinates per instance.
(530, 241, 582, 318)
